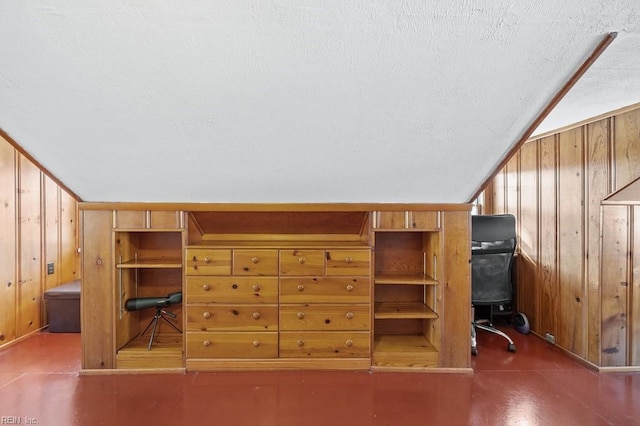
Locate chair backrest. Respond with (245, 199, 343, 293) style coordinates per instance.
(471, 214, 516, 305)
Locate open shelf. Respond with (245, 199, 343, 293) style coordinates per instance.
(372, 334, 438, 368)
(374, 302, 437, 319)
(374, 273, 438, 285)
(117, 258, 183, 269)
(116, 332, 184, 369)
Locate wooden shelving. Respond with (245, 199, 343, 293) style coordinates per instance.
(116, 258, 183, 269)
(374, 302, 437, 319)
(372, 334, 438, 368)
(374, 273, 438, 285)
(116, 333, 184, 370)
(372, 217, 443, 370)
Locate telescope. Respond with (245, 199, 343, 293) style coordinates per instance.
(125, 291, 182, 312)
(124, 291, 183, 350)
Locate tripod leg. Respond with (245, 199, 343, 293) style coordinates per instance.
(148, 313, 161, 351)
(159, 311, 183, 333)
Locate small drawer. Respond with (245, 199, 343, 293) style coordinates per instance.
(185, 277, 278, 303)
(279, 249, 325, 276)
(186, 332, 278, 358)
(185, 249, 231, 276)
(186, 305, 278, 331)
(279, 304, 370, 331)
(233, 249, 278, 276)
(279, 331, 370, 358)
(325, 249, 371, 276)
(280, 277, 370, 303)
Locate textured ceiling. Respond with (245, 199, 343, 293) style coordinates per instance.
(1, 1, 639, 203)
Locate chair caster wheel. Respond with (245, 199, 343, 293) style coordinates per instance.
(508, 343, 516, 353)
(471, 347, 478, 356)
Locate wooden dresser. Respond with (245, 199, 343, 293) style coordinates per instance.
(79, 204, 470, 373)
(185, 243, 371, 370)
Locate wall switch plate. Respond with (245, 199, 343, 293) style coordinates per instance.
(47, 262, 54, 275)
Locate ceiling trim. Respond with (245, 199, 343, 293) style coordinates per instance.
(467, 32, 618, 203)
(79, 202, 472, 212)
(529, 101, 640, 141)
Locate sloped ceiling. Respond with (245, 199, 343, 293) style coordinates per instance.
(1, 1, 639, 203)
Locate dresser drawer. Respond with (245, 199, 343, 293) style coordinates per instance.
(233, 249, 278, 276)
(186, 305, 278, 331)
(280, 277, 370, 303)
(279, 331, 370, 358)
(279, 249, 324, 275)
(279, 305, 370, 331)
(185, 249, 231, 276)
(187, 332, 278, 358)
(325, 249, 371, 276)
(185, 277, 278, 303)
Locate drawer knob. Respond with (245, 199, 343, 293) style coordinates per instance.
(345, 312, 354, 319)
(203, 340, 211, 347)
(298, 257, 306, 264)
(345, 257, 353, 264)
(202, 311, 211, 319)
(251, 257, 260, 264)
(345, 339, 353, 347)
(202, 284, 212, 291)
(297, 284, 305, 292)
(297, 312, 305, 319)
(252, 312, 261, 320)
(297, 339, 305, 347)
(346, 284, 354, 292)
(204, 257, 212, 264)
(252, 284, 261, 292)
(253, 340, 260, 347)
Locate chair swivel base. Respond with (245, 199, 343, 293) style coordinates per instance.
(471, 321, 516, 356)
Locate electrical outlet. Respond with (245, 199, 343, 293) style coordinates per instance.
(47, 262, 54, 275)
(545, 332, 556, 344)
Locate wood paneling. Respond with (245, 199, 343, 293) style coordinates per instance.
(18, 156, 42, 336)
(538, 135, 558, 339)
(0, 142, 17, 345)
(632, 206, 640, 366)
(585, 120, 611, 364)
(557, 128, 585, 355)
(613, 111, 640, 189)
(517, 141, 539, 332)
(485, 105, 640, 367)
(0, 135, 79, 349)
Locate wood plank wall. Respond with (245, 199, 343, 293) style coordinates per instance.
(482, 106, 640, 365)
(0, 134, 80, 348)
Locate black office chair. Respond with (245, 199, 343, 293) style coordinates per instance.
(470, 214, 517, 356)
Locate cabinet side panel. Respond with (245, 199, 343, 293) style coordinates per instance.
(440, 211, 471, 368)
(600, 205, 629, 367)
(81, 210, 114, 369)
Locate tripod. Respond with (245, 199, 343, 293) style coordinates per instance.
(141, 306, 182, 350)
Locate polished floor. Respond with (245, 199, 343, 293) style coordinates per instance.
(0, 328, 638, 426)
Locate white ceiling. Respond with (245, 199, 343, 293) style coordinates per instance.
(1, 1, 639, 203)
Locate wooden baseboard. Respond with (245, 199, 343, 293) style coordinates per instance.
(0, 327, 47, 352)
(80, 368, 186, 376)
